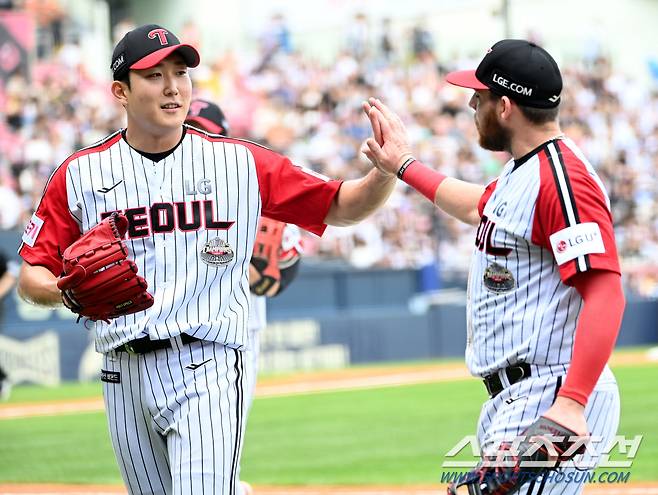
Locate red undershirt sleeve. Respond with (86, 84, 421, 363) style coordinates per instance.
(558, 270, 625, 406)
(529, 141, 624, 406)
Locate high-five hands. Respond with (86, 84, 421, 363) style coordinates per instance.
(361, 98, 414, 176)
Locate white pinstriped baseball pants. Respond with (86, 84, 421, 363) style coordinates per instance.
(102, 337, 250, 495)
(477, 365, 620, 495)
(243, 326, 261, 414)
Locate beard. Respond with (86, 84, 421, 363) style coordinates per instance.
(476, 107, 511, 152)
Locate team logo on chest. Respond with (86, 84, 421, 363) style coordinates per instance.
(185, 178, 213, 195)
(200, 237, 234, 267)
(483, 262, 515, 294)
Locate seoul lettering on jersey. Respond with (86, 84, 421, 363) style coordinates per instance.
(474, 215, 512, 257)
(100, 200, 234, 237)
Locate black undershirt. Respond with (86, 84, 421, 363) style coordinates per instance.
(121, 127, 187, 162)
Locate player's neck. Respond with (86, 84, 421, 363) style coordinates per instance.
(124, 126, 184, 154)
(510, 122, 563, 159)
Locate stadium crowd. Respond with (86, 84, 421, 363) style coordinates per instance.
(1, 16, 658, 298)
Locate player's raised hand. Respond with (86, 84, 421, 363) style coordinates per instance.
(361, 100, 387, 173)
(363, 98, 413, 176)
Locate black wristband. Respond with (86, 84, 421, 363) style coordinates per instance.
(397, 157, 416, 179)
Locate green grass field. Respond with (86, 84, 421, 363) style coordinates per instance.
(0, 361, 656, 486)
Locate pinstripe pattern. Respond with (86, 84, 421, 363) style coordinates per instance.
(56, 125, 334, 495)
(61, 128, 321, 495)
(64, 131, 260, 353)
(103, 340, 248, 495)
(465, 138, 611, 377)
(244, 294, 266, 413)
(477, 367, 619, 495)
(468, 137, 620, 495)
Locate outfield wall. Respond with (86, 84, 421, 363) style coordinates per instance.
(0, 261, 656, 384)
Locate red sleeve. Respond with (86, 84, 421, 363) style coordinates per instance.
(531, 142, 620, 284)
(235, 139, 342, 236)
(18, 162, 81, 276)
(477, 179, 498, 217)
(557, 270, 624, 405)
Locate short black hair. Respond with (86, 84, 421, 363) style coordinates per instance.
(517, 104, 559, 125)
(116, 72, 131, 89)
(489, 92, 559, 125)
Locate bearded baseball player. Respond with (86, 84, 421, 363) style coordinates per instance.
(363, 40, 624, 495)
(17, 24, 396, 495)
(186, 99, 303, 495)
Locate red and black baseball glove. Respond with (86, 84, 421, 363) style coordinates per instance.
(57, 213, 154, 322)
(250, 217, 301, 297)
(447, 416, 587, 495)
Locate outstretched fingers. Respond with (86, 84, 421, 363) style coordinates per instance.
(368, 97, 405, 131)
(363, 101, 383, 146)
(369, 106, 394, 141)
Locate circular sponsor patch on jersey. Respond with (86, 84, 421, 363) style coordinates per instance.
(200, 237, 234, 267)
(483, 262, 515, 294)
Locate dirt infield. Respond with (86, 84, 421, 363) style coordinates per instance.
(1, 483, 658, 494)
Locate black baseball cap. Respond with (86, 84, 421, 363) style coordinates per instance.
(186, 99, 230, 135)
(446, 39, 562, 109)
(111, 24, 200, 81)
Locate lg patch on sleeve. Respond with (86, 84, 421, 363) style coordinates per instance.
(21, 213, 44, 247)
(549, 222, 605, 265)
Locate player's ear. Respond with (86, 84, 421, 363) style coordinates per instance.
(499, 95, 514, 121)
(111, 80, 129, 106)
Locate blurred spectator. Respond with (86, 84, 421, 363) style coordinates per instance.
(410, 19, 434, 59)
(181, 19, 202, 54)
(378, 18, 394, 61)
(254, 13, 292, 73)
(345, 12, 369, 60)
(24, 0, 65, 58)
(112, 18, 136, 44)
(260, 13, 292, 55)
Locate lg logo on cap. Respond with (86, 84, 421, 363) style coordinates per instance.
(148, 28, 169, 46)
(492, 73, 533, 96)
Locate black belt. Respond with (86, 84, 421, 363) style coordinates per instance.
(483, 362, 532, 398)
(115, 333, 201, 354)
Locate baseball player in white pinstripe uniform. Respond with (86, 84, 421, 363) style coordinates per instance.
(186, 100, 303, 495)
(185, 99, 303, 410)
(364, 40, 625, 495)
(17, 24, 396, 495)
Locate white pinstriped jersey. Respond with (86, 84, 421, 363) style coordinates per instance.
(466, 138, 620, 377)
(248, 294, 267, 333)
(246, 223, 302, 333)
(19, 126, 340, 353)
